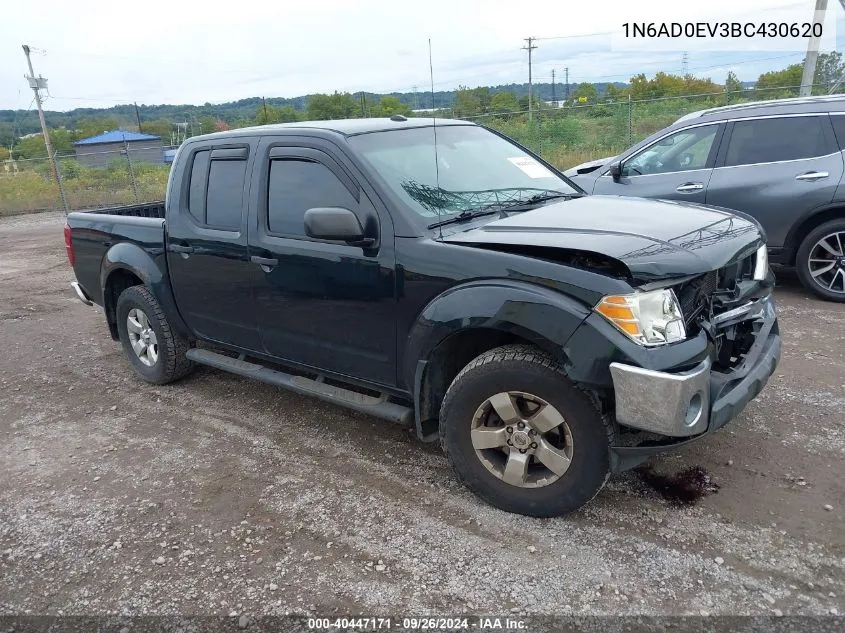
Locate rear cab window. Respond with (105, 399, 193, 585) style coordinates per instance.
(186, 146, 249, 230)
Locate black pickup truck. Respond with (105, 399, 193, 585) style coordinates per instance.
(66, 117, 781, 517)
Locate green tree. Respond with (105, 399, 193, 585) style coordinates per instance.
(572, 83, 598, 103)
(12, 128, 74, 159)
(725, 71, 743, 97)
(489, 91, 521, 115)
(139, 118, 173, 141)
(604, 84, 625, 101)
(454, 86, 482, 118)
(370, 96, 412, 117)
(76, 117, 121, 139)
(0, 147, 9, 161)
(814, 51, 845, 92)
(755, 63, 803, 97)
(255, 103, 301, 124)
(306, 92, 359, 120)
(199, 115, 218, 134)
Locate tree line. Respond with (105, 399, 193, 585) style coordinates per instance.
(3, 52, 843, 162)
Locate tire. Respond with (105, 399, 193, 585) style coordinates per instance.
(439, 344, 614, 517)
(796, 218, 845, 302)
(115, 285, 193, 384)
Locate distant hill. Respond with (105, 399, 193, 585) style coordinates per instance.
(0, 80, 759, 146)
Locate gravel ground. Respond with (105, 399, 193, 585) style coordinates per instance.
(0, 211, 843, 618)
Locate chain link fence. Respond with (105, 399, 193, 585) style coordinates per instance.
(0, 84, 835, 216)
(1, 145, 174, 216)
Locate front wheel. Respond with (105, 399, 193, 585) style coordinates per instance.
(115, 285, 193, 384)
(796, 219, 845, 302)
(439, 345, 614, 517)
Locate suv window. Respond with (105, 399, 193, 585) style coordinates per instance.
(268, 159, 357, 236)
(724, 116, 829, 166)
(622, 125, 718, 177)
(186, 150, 247, 230)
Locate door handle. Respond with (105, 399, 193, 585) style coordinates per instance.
(795, 171, 829, 181)
(168, 244, 194, 259)
(250, 255, 279, 272)
(676, 182, 705, 192)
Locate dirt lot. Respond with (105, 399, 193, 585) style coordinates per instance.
(0, 211, 843, 618)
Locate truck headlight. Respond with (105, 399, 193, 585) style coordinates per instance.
(753, 244, 768, 281)
(595, 288, 686, 346)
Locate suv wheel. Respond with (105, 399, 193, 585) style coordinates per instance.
(439, 345, 614, 517)
(796, 219, 845, 302)
(116, 285, 193, 384)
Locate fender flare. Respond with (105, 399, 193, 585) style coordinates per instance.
(781, 202, 845, 262)
(404, 280, 593, 440)
(100, 242, 191, 339)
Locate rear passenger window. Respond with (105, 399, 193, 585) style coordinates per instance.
(206, 159, 247, 230)
(186, 149, 247, 230)
(268, 159, 357, 236)
(724, 117, 829, 166)
(188, 151, 209, 225)
(830, 115, 845, 150)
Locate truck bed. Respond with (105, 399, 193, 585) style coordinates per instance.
(66, 203, 167, 306)
(78, 201, 166, 219)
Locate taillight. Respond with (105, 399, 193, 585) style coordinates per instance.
(64, 224, 75, 266)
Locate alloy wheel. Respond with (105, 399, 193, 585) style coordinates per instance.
(470, 391, 574, 488)
(808, 231, 845, 294)
(126, 308, 159, 367)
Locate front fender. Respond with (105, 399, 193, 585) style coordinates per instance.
(100, 242, 191, 338)
(403, 280, 592, 390)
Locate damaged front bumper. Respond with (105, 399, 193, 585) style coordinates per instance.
(608, 295, 780, 470)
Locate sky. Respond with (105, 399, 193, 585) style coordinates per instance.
(1, 0, 844, 112)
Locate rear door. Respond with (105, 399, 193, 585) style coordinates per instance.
(705, 114, 843, 248)
(591, 122, 724, 203)
(166, 141, 261, 350)
(247, 140, 397, 386)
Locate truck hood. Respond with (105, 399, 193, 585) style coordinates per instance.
(442, 195, 763, 283)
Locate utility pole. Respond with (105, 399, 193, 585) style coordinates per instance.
(551, 69, 556, 106)
(564, 67, 570, 100)
(800, 0, 829, 96)
(134, 102, 143, 133)
(22, 45, 68, 213)
(262, 96, 269, 122)
(523, 37, 538, 121)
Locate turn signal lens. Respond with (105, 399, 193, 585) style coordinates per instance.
(595, 289, 687, 347)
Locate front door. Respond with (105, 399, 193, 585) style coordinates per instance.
(248, 143, 397, 386)
(592, 123, 724, 204)
(167, 143, 261, 350)
(705, 114, 843, 249)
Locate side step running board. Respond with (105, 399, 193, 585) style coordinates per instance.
(186, 348, 414, 426)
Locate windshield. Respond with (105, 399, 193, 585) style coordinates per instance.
(348, 125, 580, 219)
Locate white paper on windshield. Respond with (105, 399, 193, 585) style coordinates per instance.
(507, 156, 554, 179)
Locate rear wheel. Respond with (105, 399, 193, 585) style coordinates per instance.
(796, 219, 845, 302)
(440, 345, 613, 517)
(115, 285, 193, 384)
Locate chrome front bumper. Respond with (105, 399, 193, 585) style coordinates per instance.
(609, 297, 780, 438)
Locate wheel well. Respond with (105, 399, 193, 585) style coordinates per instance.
(103, 269, 143, 340)
(417, 329, 541, 433)
(787, 207, 845, 265)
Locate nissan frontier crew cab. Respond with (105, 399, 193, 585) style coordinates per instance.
(65, 117, 781, 517)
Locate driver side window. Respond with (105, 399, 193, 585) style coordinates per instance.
(621, 125, 718, 177)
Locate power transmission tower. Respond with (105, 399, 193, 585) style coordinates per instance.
(564, 67, 570, 100)
(412, 85, 419, 110)
(523, 37, 538, 121)
(801, 0, 829, 96)
(681, 52, 689, 75)
(551, 69, 556, 105)
(21, 44, 68, 213)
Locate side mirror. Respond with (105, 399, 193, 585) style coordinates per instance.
(304, 207, 375, 246)
(609, 161, 622, 182)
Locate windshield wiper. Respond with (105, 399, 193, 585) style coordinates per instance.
(427, 207, 502, 229)
(426, 191, 583, 229)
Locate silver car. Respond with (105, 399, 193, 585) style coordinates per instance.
(566, 94, 845, 302)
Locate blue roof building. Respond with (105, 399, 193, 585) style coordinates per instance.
(73, 129, 163, 168)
